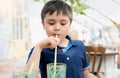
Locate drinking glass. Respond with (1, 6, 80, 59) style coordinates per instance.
(13, 67, 36, 78)
(47, 63, 66, 78)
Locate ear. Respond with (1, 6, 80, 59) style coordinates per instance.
(41, 21, 45, 29)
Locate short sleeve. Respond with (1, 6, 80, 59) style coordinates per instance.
(82, 45, 89, 70)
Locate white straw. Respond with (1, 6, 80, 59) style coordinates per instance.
(53, 35, 58, 78)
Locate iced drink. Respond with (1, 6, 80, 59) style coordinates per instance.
(47, 63, 66, 78)
(13, 67, 36, 78)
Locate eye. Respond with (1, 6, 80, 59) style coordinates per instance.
(48, 23, 54, 25)
(61, 23, 66, 26)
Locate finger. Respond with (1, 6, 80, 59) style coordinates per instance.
(54, 37, 60, 45)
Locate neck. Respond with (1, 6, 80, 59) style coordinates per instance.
(59, 38, 69, 47)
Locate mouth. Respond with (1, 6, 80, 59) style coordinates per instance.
(53, 34, 60, 37)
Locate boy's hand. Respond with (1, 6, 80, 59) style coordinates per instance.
(36, 36, 60, 49)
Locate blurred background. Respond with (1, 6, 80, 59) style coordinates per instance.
(0, 0, 120, 59)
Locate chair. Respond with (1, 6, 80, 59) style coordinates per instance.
(85, 46, 106, 78)
(114, 43, 120, 68)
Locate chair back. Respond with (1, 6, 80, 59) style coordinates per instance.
(85, 45, 106, 75)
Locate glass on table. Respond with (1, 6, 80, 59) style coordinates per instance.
(13, 67, 36, 78)
(47, 63, 66, 78)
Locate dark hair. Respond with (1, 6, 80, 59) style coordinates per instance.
(41, 0, 73, 23)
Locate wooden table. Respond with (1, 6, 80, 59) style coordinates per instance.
(0, 58, 26, 78)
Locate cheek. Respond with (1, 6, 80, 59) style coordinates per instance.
(45, 31, 51, 36)
(62, 28, 69, 34)
(45, 28, 53, 36)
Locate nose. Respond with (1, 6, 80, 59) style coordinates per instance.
(54, 24, 61, 31)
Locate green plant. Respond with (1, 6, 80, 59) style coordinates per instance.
(64, 0, 87, 14)
(37, 0, 87, 14)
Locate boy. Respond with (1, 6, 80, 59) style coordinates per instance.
(27, 0, 97, 78)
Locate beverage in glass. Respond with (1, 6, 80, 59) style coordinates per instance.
(13, 67, 36, 78)
(47, 63, 66, 78)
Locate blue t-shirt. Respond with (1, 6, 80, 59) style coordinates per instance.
(27, 35, 89, 78)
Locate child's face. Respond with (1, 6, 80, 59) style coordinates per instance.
(42, 11, 71, 40)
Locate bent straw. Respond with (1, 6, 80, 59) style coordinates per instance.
(28, 61, 35, 74)
(53, 35, 58, 78)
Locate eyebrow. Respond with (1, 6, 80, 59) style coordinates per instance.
(47, 19, 68, 22)
(47, 19, 55, 21)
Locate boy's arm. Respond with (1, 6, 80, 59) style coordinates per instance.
(26, 36, 60, 78)
(83, 69, 98, 78)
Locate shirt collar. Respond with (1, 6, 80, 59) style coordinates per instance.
(66, 35, 77, 46)
(58, 35, 77, 49)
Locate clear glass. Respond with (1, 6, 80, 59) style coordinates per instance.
(13, 67, 36, 78)
(47, 63, 66, 78)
